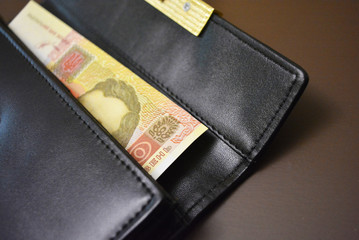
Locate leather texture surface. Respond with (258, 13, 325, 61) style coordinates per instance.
(0, 20, 183, 240)
(43, 0, 307, 222)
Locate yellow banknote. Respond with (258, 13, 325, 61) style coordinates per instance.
(10, 1, 207, 179)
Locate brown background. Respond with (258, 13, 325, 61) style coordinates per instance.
(1, 0, 358, 239)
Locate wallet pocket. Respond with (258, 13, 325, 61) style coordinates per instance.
(42, 0, 308, 222)
(0, 20, 184, 240)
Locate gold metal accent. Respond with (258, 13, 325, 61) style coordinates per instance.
(145, 0, 214, 36)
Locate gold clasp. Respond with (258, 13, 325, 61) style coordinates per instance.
(146, 0, 214, 36)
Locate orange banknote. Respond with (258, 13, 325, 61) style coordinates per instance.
(10, 1, 207, 179)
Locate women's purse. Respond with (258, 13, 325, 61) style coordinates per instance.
(0, 0, 308, 239)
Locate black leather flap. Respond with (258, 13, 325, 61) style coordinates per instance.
(0, 21, 183, 240)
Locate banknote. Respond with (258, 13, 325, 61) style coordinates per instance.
(9, 1, 207, 179)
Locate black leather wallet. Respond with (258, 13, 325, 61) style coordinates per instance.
(0, 0, 308, 239)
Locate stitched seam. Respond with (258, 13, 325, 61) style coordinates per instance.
(0, 27, 154, 239)
(184, 76, 296, 215)
(210, 18, 298, 156)
(211, 18, 296, 75)
(184, 19, 298, 215)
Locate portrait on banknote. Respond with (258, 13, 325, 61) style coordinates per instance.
(79, 78, 141, 148)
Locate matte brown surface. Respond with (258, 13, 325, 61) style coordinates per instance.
(1, 0, 358, 239)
